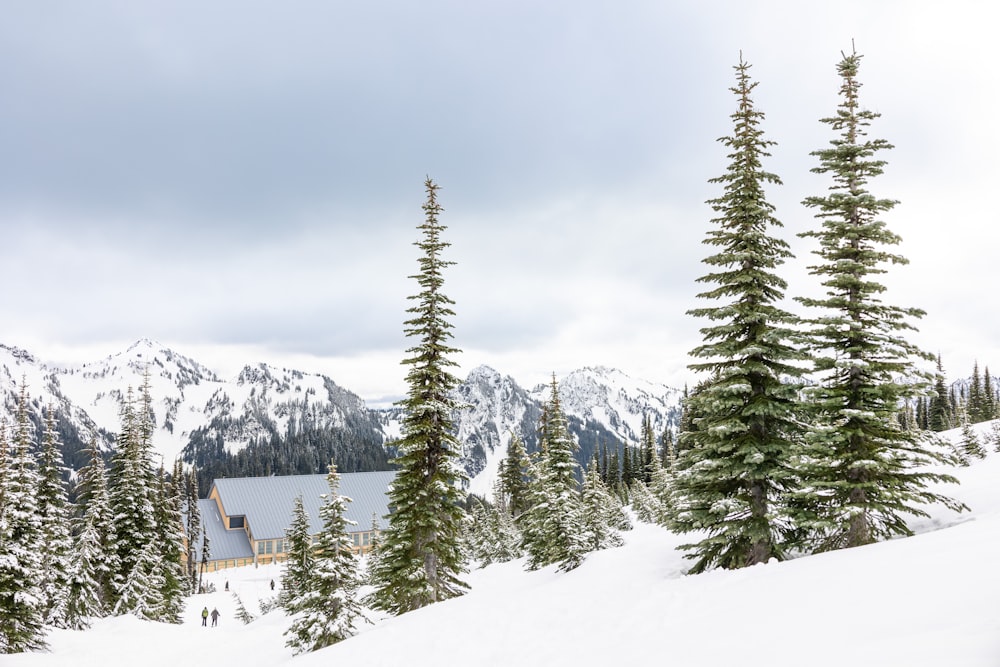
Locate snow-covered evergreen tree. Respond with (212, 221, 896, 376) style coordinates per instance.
(279, 496, 313, 614)
(363, 512, 384, 587)
(957, 410, 986, 463)
(790, 47, 965, 551)
(183, 466, 201, 593)
(198, 525, 210, 594)
(152, 464, 186, 622)
(368, 178, 469, 615)
(108, 381, 180, 620)
(284, 462, 367, 654)
(467, 495, 521, 567)
(580, 460, 626, 551)
(521, 376, 588, 572)
(36, 406, 75, 628)
(0, 386, 48, 653)
(112, 538, 166, 621)
(675, 55, 805, 572)
(109, 388, 154, 602)
(928, 355, 953, 432)
(68, 438, 117, 624)
(498, 432, 531, 521)
(629, 479, 661, 525)
(639, 415, 657, 485)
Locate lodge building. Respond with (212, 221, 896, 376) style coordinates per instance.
(193, 470, 396, 571)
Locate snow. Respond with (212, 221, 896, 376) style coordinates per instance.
(9, 425, 1000, 667)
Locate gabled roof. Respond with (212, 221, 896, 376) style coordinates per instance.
(197, 498, 254, 562)
(211, 470, 396, 541)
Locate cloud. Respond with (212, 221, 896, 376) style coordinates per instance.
(1, 0, 998, 399)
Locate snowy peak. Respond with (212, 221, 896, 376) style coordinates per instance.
(456, 364, 681, 497)
(528, 366, 681, 444)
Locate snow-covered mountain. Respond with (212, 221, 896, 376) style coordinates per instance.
(454, 365, 682, 497)
(0, 341, 682, 494)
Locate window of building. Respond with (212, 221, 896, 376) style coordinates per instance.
(257, 541, 266, 555)
(229, 516, 245, 529)
(352, 533, 360, 547)
(275, 539, 284, 553)
(265, 541, 273, 554)
(362, 532, 371, 546)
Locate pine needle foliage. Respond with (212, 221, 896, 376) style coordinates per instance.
(368, 178, 469, 615)
(0, 387, 48, 653)
(521, 376, 588, 572)
(69, 438, 118, 622)
(790, 47, 965, 551)
(279, 496, 314, 614)
(284, 462, 367, 654)
(36, 407, 75, 629)
(673, 56, 806, 573)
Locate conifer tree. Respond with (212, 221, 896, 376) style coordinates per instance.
(363, 513, 384, 587)
(498, 432, 532, 521)
(984, 367, 996, 420)
(640, 415, 657, 485)
(152, 464, 186, 622)
(280, 496, 314, 613)
(520, 376, 587, 572)
(621, 445, 634, 487)
(0, 386, 48, 653)
(579, 459, 626, 551)
(790, 47, 965, 551)
(198, 525, 210, 594)
(183, 467, 202, 593)
(958, 417, 985, 463)
(968, 361, 987, 423)
(368, 179, 469, 615)
(660, 426, 676, 471)
(109, 388, 153, 596)
(36, 406, 75, 628)
(284, 462, 366, 654)
(607, 447, 621, 491)
(68, 438, 117, 622)
(929, 355, 953, 432)
(673, 55, 805, 572)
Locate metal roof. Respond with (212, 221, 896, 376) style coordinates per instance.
(196, 498, 255, 562)
(211, 470, 397, 541)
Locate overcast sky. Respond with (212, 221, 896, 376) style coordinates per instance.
(1, 1, 997, 404)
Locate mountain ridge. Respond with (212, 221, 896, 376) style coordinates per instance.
(0, 340, 683, 494)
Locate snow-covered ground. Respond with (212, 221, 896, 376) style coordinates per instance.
(9, 424, 1000, 666)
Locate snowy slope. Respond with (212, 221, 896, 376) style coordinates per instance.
(10, 424, 998, 667)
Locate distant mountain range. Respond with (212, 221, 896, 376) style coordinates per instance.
(0, 339, 682, 495)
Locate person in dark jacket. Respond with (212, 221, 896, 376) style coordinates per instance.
(210, 607, 220, 627)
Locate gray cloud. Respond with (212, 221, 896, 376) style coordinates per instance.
(1, 0, 997, 398)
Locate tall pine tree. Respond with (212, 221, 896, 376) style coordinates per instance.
(520, 376, 588, 572)
(928, 355, 953, 432)
(498, 432, 531, 521)
(69, 438, 118, 622)
(284, 462, 366, 654)
(0, 385, 48, 653)
(673, 55, 805, 572)
(791, 46, 964, 551)
(368, 178, 469, 615)
(280, 496, 314, 613)
(36, 406, 75, 628)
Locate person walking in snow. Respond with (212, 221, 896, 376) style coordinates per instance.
(211, 607, 220, 627)
(201, 607, 209, 626)
(270, 578, 275, 591)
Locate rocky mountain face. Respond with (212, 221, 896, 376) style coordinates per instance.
(452, 365, 682, 496)
(0, 340, 682, 495)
